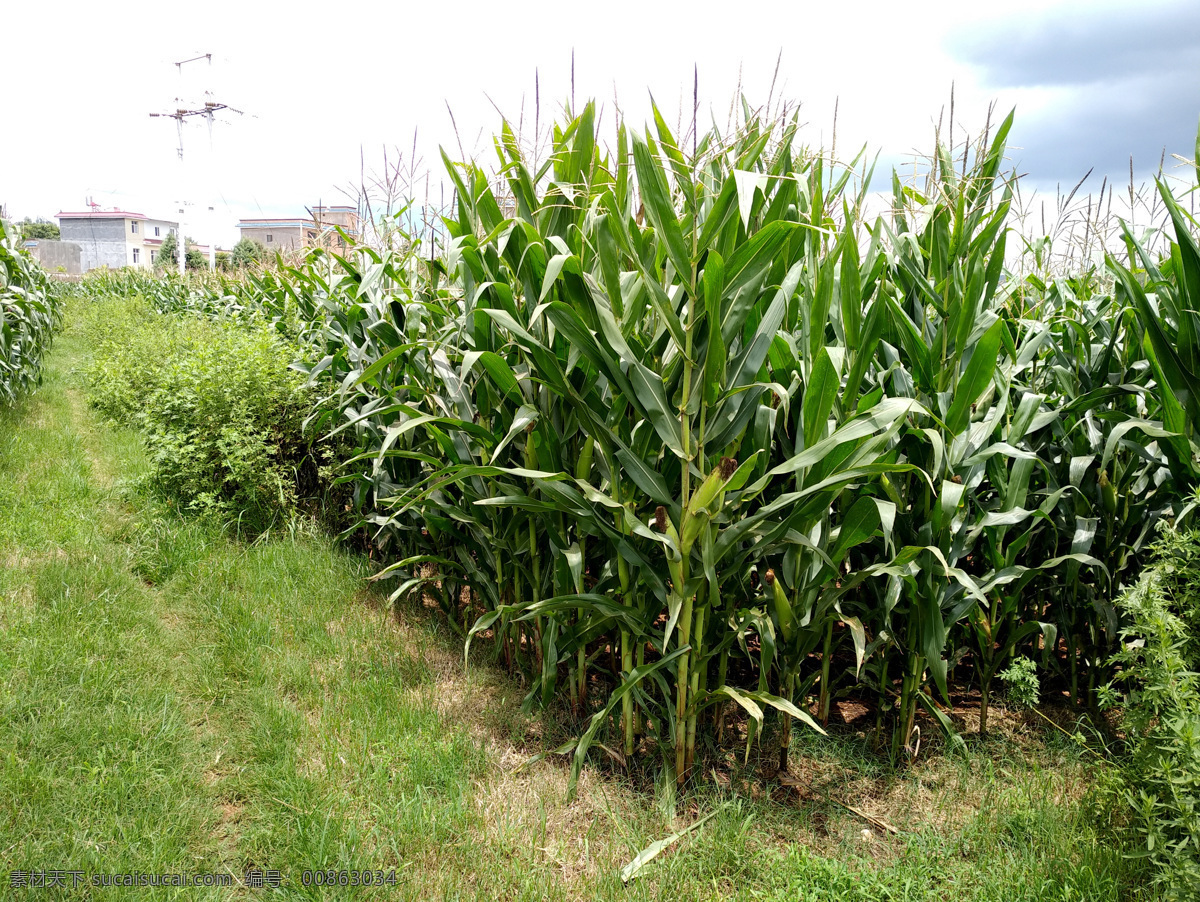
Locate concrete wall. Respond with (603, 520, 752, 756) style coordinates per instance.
(240, 225, 305, 249)
(314, 206, 358, 230)
(24, 239, 82, 275)
(59, 218, 128, 271)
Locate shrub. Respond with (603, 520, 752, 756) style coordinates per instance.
(998, 657, 1040, 710)
(184, 246, 206, 270)
(1143, 523, 1200, 666)
(83, 297, 347, 534)
(231, 238, 263, 268)
(1096, 530, 1200, 900)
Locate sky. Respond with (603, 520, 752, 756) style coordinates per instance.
(2, 0, 1197, 248)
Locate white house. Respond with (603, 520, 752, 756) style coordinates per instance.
(56, 209, 180, 271)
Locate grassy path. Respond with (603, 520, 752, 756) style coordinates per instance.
(0, 323, 487, 899)
(0, 314, 1146, 901)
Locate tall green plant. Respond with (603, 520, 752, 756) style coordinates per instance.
(1, 217, 62, 405)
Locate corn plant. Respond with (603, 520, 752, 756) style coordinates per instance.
(114, 102, 1200, 792)
(1, 217, 63, 405)
(305, 105, 1200, 780)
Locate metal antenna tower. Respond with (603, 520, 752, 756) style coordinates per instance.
(148, 54, 244, 273)
(149, 54, 243, 161)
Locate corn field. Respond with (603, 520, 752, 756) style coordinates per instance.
(80, 103, 1200, 792)
(1, 217, 62, 405)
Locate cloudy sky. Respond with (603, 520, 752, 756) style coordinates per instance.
(3, 0, 1196, 247)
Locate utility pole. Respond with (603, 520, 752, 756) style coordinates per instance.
(175, 205, 187, 277)
(150, 54, 242, 274)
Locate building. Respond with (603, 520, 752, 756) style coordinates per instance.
(56, 209, 179, 271)
(236, 204, 359, 253)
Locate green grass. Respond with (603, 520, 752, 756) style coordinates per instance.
(0, 305, 1154, 899)
(0, 319, 482, 899)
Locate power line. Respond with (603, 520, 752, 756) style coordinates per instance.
(147, 54, 246, 273)
(175, 53, 211, 71)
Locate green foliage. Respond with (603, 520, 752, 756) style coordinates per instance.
(81, 297, 343, 534)
(158, 230, 178, 266)
(1143, 519, 1200, 665)
(1, 216, 63, 404)
(184, 238, 205, 271)
(61, 103, 1200, 807)
(998, 657, 1040, 709)
(232, 237, 263, 267)
(18, 218, 59, 241)
(2, 329, 1142, 901)
(189, 103, 1197, 787)
(0, 348, 481, 894)
(1097, 532, 1200, 900)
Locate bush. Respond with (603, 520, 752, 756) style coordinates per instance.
(1144, 524, 1200, 666)
(998, 657, 1040, 709)
(231, 238, 263, 268)
(82, 297, 347, 534)
(1096, 528, 1200, 900)
(184, 246, 206, 270)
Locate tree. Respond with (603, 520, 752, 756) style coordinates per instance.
(159, 231, 178, 266)
(159, 232, 211, 270)
(231, 237, 263, 268)
(185, 245, 205, 270)
(19, 218, 59, 241)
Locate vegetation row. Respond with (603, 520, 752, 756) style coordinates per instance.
(63, 102, 1200, 897)
(0, 218, 64, 404)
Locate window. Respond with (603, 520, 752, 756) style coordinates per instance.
(132, 248, 140, 264)
(266, 234, 273, 243)
(154, 226, 160, 237)
(131, 222, 138, 234)
(150, 251, 157, 263)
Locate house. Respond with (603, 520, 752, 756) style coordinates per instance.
(56, 209, 180, 271)
(236, 204, 359, 252)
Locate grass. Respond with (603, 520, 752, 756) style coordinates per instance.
(0, 303, 1154, 899)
